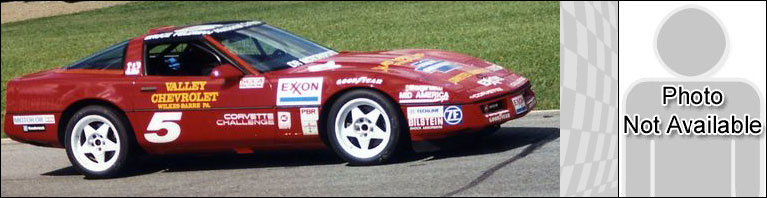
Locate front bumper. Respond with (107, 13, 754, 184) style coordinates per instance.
(404, 84, 536, 141)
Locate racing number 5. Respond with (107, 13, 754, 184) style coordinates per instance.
(145, 112, 182, 143)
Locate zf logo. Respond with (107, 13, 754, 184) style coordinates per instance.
(443, 106, 463, 125)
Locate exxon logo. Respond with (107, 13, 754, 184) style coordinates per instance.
(282, 81, 320, 95)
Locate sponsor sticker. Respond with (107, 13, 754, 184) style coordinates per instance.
(307, 61, 342, 72)
(300, 108, 320, 135)
(469, 87, 504, 99)
(336, 77, 383, 85)
(22, 125, 46, 132)
(399, 85, 449, 103)
(216, 113, 274, 126)
(477, 76, 503, 86)
(407, 106, 444, 130)
(485, 64, 505, 72)
(287, 51, 339, 67)
(276, 77, 323, 106)
(239, 77, 265, 89)
(145, 21, 262, 40)
(13, 115, 55, 125)
(443, 105, 463, 125)
(448, 68, 490, 84)
(486, 109, 511, 123)
(512, 94, 527, 114)
(278, 112, 291, 129)
(412, 59, 461, 73)
(373, 53, 424, 72)
(125, 61, 141, 75)
(509, 77, 528, 88)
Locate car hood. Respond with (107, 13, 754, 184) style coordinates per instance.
(279, 49, 521, 92)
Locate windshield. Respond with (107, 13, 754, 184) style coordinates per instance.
(211, 24, 336, 72)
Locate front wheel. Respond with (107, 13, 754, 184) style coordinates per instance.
(327, 90, 402, 165)
(64, 105, 133, 178)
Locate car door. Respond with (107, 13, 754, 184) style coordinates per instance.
(129, 38, 277, 154)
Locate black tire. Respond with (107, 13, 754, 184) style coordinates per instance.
(64, 105, 133, 178)
(326, 89, 402, 165)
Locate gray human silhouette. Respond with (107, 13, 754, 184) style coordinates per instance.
(624, 5, 763, 197)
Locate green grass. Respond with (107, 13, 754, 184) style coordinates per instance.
(1, 1, 560, 137)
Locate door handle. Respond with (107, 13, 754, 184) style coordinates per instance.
(140, 86, 157, 92)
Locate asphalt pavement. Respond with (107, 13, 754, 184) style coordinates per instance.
(1, 110, 560, 197)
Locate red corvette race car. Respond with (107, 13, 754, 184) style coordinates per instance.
(4, 21, 535, 178)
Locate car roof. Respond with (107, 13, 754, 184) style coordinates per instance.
(143, 20, 264, 42)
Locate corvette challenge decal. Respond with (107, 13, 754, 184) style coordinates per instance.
(300, 108, 320, 135)
(216, 113, 274, 126)
(336, 77, 383, 85)
(239, 77, 265, 89)
(373, 53, 424, 72)
(399, 85, 449, 103)
(448, 68, 490, 84)
(151, 81, 219, 109)
(276, 77, 323, 106)
(278, 112, 291, 129)
(407, 106, 444, 130)
(12, 115, 55, 125)
(412, 59, 461, 73)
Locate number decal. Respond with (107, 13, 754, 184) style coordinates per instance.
(145, 112, 182, 143)
(125, 61, 141, 75)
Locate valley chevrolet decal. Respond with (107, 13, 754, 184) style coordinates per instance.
(276, 77, 323, 106)
(300, 108, 320, 135)
(336, 77, 383, 85)
(239, 77, 265, 89)
(278, 111, 291, 130)
(399, 85, 449, 103)
(216, 113, 274, 126)
(407, 105, 463, 130)
(151, 81, 219, 109)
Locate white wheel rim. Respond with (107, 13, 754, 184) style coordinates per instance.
(334, 98, 392, 159)
(70, 115, 121, 172)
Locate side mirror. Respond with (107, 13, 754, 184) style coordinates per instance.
(210, 63, 243, 80)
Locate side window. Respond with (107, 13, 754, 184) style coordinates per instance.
(67, 41, 128, 70)
(145, 41, 224, 76)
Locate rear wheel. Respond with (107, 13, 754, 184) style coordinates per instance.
(327, 90, 402, 165)
(64, 105, 133, 178)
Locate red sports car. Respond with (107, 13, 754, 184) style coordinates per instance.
(4, 21, 536, 178)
